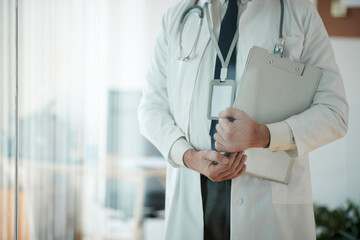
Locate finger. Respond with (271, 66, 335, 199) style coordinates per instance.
(226, 164, 247, 181)
(218, 107, 243, 119)
(215, 122, 226, 136)
(217, 152, 242, 178)
(228, 152, 239, 161)
(219, 154, 247, 180)
(208, 152, 238, 176)
(218, 118, 232, 129)
(214, 132, 229, 153)
(233, 151, 244, 156)
(230, 155, 247, 179)
(208, 154, 247, 182)
(216, 152, 242, 177)
(213, 132, 225, 143)
(214, 135, 235, 152)
(222, 152, 237, 165)
(221, 164, 246, 181)
(238, 161, 247, 176)
(214, 141, 226, 152)
(223, 152, 239, 163)
(204, 150, 229, 165)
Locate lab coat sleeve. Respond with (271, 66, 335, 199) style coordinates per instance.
(169, 137, 195, 167)
(266, 121, 295, 151)
(282, 4, 348, 157)
(138, 11, 190, 167)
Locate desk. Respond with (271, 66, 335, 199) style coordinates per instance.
(1, 157, 167, 240)
(108, 156, 167, 186)
(88, 156, 167, 240)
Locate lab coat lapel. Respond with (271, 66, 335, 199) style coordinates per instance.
(178, 9, 210, 65)
(168, 5, 210, 140)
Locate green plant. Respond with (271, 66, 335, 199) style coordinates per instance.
(314, 200, 360, 240)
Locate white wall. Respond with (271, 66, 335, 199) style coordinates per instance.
(310, 37, 360, 208)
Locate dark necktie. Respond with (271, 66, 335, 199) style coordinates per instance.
(210, 0, 238, 150)
(202, 1, 239, 240)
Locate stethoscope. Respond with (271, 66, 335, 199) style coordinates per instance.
(178, 0, 285, 62)
(178, 0, 203, 61)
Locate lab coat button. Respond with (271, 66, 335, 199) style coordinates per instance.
(234, 198, 244, 206)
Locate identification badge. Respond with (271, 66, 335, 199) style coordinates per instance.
(207, 79, 236, 120)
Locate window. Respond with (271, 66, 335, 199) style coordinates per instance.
(1, 0, 176, 239)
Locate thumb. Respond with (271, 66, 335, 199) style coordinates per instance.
(218, 107, 243, 119)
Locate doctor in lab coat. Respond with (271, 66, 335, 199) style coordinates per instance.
(138, 0, 348, 239)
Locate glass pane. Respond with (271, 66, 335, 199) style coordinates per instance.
(14, 0, 177, 239)
(0, 0, 17, 239)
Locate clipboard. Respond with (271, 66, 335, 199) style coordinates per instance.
(233, 46, 322, 184)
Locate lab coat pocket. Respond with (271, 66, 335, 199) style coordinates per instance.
(271, 157, 312, 204)
(283, 35, 304, 62)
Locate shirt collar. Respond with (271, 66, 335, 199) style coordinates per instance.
(220, 0, 251, 5)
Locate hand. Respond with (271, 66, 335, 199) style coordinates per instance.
(183, 149, 247, 182)
(214, 108, 270, 153)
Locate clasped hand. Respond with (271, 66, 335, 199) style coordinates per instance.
(183, 108, 270, 182)
(183, 149, 247, 182)
(214, 108, 270, 152)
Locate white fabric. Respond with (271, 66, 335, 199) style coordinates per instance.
(266, 121, 294, 151)
(138, 0, 348, 239)
(169, 137, 194, 166)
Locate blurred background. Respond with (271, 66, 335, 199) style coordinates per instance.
(0, 0, 359, 239)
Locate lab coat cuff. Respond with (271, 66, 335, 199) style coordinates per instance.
(169, 137, 194, 167)
(266, 121, 294, 151)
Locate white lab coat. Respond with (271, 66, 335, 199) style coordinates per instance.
(138, 0, 348, 239)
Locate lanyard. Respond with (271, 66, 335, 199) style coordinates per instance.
(204, 2, 239, 82)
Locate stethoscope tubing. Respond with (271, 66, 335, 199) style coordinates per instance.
(178, 6, 204, 61)
(179, 0, 285, 61)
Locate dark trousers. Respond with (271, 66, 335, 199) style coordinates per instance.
(201, 174, 231, 240)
